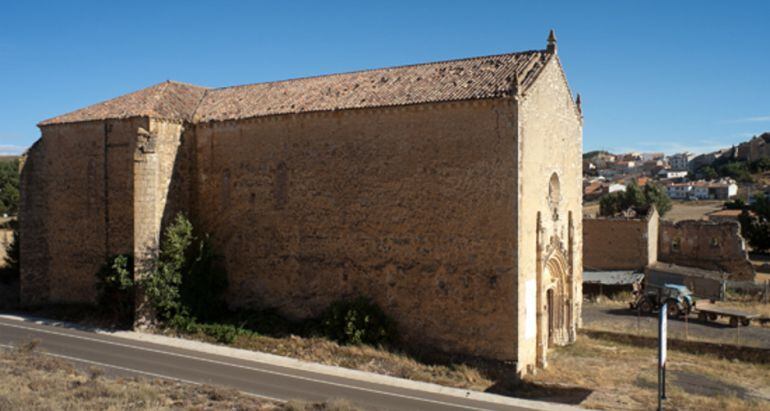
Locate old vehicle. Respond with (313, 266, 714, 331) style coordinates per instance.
(695, 301, 758, 327)
(630, 283, 694, 318)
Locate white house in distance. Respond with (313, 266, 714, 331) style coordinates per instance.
(658, 169, 688, 179)
(667, 180, 738, 200)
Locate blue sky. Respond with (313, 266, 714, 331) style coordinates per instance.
(1, 1, 769, 155)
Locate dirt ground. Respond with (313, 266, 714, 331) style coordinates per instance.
(583, 200, 723, 221)
(662, 200, 724, 221)
(0, 341, 358, 411)
(529, 334, 770, 410)
(582, 302, 770, 349)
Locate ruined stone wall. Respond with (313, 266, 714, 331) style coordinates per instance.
(19, 139, 49, 304)
(659, 220, 755, 281)
(192, 99, 519, 361)
(20, 119, 143, 305)
(583, 209, 658, 271)
(516, 56, 583, 372)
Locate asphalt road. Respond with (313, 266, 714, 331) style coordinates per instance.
(0, 317, 564, 411)
(583, 303, 770, 349)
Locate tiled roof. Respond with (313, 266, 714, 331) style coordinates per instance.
(194, 50, 549, 123)
(39, 49, 552, 126)
(39, 81, 208, 126)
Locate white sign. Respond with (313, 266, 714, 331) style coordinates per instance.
(525, 280, 536, 339)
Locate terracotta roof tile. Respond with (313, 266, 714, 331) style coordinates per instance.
(195, 50, 549, 123)
(39, 49, 551, 126)
(39, 81, 208, 126)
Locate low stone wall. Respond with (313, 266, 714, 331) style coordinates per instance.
(658, 220, 755, 281)
(583, 209, 658, 271)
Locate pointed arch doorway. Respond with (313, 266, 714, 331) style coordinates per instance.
(537, 248, 572, 367)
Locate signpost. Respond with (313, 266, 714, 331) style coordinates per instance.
(658, 302, 668, 410)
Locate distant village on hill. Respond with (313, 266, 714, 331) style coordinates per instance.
(583, 131, 770, 205)
(582, 132, 770, 318)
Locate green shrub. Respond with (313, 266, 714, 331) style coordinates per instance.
(141, 213, 194, 322)
(95, 254, 134, 325)
(181, 236, 228, 322)
(227, 308, 299, 336)
(168, 313, 200, 334)
(197, 323, 243, 344)
(320, 298, 396, 346)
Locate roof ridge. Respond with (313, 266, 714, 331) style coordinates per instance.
(164, 79, 209, 90)
(211, 49, 545, 92)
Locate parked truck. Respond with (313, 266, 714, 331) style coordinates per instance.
(630, 283, 694, 318)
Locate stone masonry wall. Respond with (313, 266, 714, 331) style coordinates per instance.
(192, 99, 520, 361)
(583, 209, 659, 271)
(20, 119, 143, 305)
(133, 119, 186, 325)
(19, 139, 49, 304)
(659, 220, 755, 281)
(517, 56, 583, 372)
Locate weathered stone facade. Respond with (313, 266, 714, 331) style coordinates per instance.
(20, 34, 582, 374)
(583, 208, 659, 271)
(659, 220, 755, 281)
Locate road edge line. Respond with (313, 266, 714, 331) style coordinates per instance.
(0, 313, 578, 411)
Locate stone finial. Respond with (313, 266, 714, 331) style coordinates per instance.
(547, 29, 557, 54)
(576, 93, 582, 113)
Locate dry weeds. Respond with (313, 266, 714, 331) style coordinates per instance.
(529, 335, 770, 410)
(174, 324, 769, 410)
(0, 342, 359, 411)
(183, 330, 494, 391)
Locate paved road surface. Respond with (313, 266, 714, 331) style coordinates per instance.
(583, 303, 770, 348)
(0, 317, 566, 411)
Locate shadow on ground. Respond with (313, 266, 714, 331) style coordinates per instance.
(486, 380, 592, 405)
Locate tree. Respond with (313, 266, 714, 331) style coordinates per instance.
(699, 165, 718, 180)
(138, 213, 228, 325)
(719, 161, 753, 183)
(751, 157, 770, 173)
(142, 213, 194, 322)
(0, 159, 20, 216)
(736, 196, 770, 252)
(599, 181, 671, 217)
(642, 183, 672, 216)
(724, 198, 746, 210)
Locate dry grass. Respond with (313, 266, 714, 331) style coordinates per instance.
(180, 330, 495, 391)
(529, 335, 770, 410)
(718, 300, 770, 319)
(171, 324, 770, 410)
(662, 200, 724, 222)
(583, 200, 723, 222)
(0, 341, 359, 411)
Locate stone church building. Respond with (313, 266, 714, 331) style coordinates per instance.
(20, 32, 582, 374)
